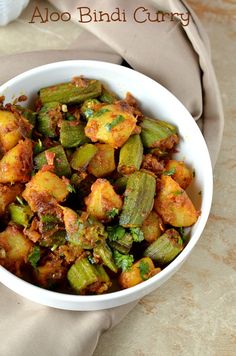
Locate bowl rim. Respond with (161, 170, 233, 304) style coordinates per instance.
(0, 60, 213, 306)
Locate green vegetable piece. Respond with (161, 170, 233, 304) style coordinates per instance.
(28, 246, 41, 268)
(70, 144, 98, 171)
(34, 145, 71, 177)
(118, 134, 143, 175)
(60, 120, 89, 148)
(114, 176, 128, 194)
(163, 167, 176, 176)
(16, 106, 36, 126)
(39, 80, 102, 105)
(144, 229, 183, 264)
(9, 203, 33, 227)
(106, 208, 119, 219)
(105, 115, 125, 132)
(39, 230, 66, 249)
(129, 227, 144, 242)
(107, 225, 126, 241)
(67, 258, 98, 292)
(138, 259, 150, 280)
(113, 250, 134, 272)
(93, 243, 118, 273)
(95, 264, 110, 284)
(140, 117, 177, 148)
(109, 232, 133, 255)
(33, 139, 44, 155)
(119, 171, 156, 227)
(99, 85, 118, 104)
(40, 214, 61, 233)
(37, 102, 61, 138)
(81, 99, 100, 119)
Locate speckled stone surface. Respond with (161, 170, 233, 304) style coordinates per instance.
(0, 0, 235, 355)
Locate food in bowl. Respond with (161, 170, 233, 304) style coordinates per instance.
(0, 75, 200, 295)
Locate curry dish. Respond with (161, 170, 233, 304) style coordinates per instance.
(0, 77, 199, 294)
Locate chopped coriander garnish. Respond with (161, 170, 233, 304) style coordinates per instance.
(28, 246, 41, 269)
(139, 260, 150, 280)
(163, 167, 176, 176)
(129, 227, 144, 242)
(107, 225, 126, 241)
(113, 250, 134, 272)
(84, 108, 94, 119)
(106, 208, 119, 219)
(93, 108, 110, 117)
(67, 183, 76, 193)
(105, 115, 125, 132)
(87, 255, 96, 264)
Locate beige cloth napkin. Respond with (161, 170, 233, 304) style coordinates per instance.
(0, 1, 224, 355)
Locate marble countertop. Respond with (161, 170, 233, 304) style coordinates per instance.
(0, 0, 235, 355)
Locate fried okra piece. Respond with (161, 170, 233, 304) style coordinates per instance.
(85, 103, 137, 148)
(154, 175, 199, 227)
(0, 139, 33, 184)
(85, 179, 123, 222)
(141, 211, 164, 244)
(87, 143, 115, 178)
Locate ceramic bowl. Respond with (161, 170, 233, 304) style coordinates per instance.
(0, 60, 213, 310)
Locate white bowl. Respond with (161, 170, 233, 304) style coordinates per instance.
(0, 60, 213, 310)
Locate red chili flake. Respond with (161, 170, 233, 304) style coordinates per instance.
(45, 151, 55, 166)
(18, 95, 28, 102)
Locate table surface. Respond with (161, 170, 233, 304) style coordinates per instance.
(1, 0, 236, 355)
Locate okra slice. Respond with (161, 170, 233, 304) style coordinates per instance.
(93, 243, 118, 273)
(109, 232, 133, 255)
(119, 171, 156, 227)
(140, 117, 177, 148)
(67, 258, 98, 292)
(59, 120, 89, 148)
(99, 85, 118, 104)
(80, 99, 101, 119)
(144, 229, 183, 264)
(70, 144, 98, 171)
(118, 134, 143, 175)
(34, 145, 71, 177)
(67, 258, 111, 293)
(37, 102, 62, 138)
(39, 79, 102, 105)
(8, 203, 33, 227)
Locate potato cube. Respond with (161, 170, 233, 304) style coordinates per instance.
(154, 175, 199, 227)
(0, 183, 24, 215)
(164, 160, 193, 190)
(85, 179, 123, 221)
(85, 103, 137, 148)
(0, 139, 33, 183)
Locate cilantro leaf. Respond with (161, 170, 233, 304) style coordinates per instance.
(67, 183, 76, 193)
(129, 227, 144, 242)
(113, 250, 134, 272)
(33, 139, 44, 154)
(107, 225, 126, 242)
(28, 246, 41, 269)
(106, 208, 119, 219)
(105, 115, 125, 132)
(163, 167, 176, 176)
(139, 260, 150, 280)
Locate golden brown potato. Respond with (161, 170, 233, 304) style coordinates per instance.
(164, 160, 193, 190)
(85, 179, 123, 221)
(0, 110, 32, 152)
(154, 175, 199, 227)
(141, 211, 164, 243)
(119, 257, 160, 289)
(87, 143, 115, 178)
(35, 256, 66, 288)
(85, 103, 137, 148)
(0, 183, 24, 215)
(22, 171, 69, 213)
(0, 225, 32, 274)
(0, 139, 33, 184)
